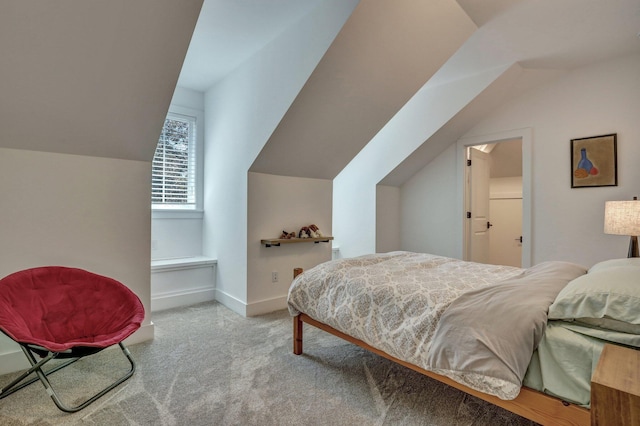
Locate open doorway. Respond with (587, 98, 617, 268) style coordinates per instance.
(466, 140, 522, 267)
(458, 129, 532, 268)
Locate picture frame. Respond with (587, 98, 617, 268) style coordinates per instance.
(571, 133, 617, 188)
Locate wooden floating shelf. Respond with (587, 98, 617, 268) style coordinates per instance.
(261, 236, 334, 247)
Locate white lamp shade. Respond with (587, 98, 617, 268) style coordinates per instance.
(604, 200, 640, 236)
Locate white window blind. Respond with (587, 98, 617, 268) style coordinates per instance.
(152, 113, 197, 208)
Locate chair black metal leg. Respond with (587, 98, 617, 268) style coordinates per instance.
(0, 342, 136, 413)
(0, 352, 79, 400)
(0, 351, 57, 399)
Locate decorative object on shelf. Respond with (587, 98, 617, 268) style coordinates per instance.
(571, 133, 617, 188)
(272, 223, 333, 247)
(280, 230, 296, 239)
(261, 236, 334, 247)
(298, 226, 310, 238)
(264, 224, 331, 247)
(604, 196, 640, 257)
(309, 224, 323, 238)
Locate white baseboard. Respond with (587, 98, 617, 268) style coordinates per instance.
(151, 286, 215, 312)
(214, 289, 247, 316)
(246, 295, 288, 316)
(0, 323, 155, 376)
(125, 322, 155, 346)
(215, 289, 287, 317)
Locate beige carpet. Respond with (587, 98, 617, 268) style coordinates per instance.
(0, 302, 536, 425)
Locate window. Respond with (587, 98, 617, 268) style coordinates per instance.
(152, 113, 197, 209)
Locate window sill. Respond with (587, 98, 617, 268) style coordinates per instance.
(151, 256, 217, 272)
(152, 209, 204, 220)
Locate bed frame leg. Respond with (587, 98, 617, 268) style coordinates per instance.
(292, 267, 304, 355)
(293, 314, 303, 355)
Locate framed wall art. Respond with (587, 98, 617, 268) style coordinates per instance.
(571, 133, 617, 188)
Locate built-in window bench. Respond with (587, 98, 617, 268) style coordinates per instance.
(150, 256, 217, 312)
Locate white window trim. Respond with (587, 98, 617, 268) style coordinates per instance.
(152, 104, 204, 219)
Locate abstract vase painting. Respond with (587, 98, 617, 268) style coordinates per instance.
(571, 134, 617, 188)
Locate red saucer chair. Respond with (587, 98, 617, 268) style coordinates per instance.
(0, 266, 145, 412)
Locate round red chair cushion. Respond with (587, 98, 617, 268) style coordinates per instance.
(0, 267, 145, 352)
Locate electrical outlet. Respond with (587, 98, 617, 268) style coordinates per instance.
(272, 271, 278, 283)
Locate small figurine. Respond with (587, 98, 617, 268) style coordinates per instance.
(280, 230, 296, 239)
(308, 224, 323, 238)
(299, 226, 310, 238)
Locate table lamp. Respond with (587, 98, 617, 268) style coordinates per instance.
(604, 197, 640, 258)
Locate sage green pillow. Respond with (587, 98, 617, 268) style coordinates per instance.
(548, 262, 640, 334)
(588, 257, 640, 273)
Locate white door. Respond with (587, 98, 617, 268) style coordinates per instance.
(468, 148, 491, 263)
(489, 198, 522, 267)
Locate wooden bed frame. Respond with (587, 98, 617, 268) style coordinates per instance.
(290, 269, 591, 426)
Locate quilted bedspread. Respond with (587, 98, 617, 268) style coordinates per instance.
(287, 252, 523, 396)
(288, 252, 584, 399)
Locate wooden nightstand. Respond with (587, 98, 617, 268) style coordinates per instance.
(591, 344, 640, 426)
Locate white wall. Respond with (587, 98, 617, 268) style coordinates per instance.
(334, 65, 511, 258)
(203, 0, 358, 315)
(400, 144, 460, 257)
(0, 148, 153, 373)
(491, 177, 522, 199)
(171, 86, 205, 112)
(376, 185, 401, 253)
(401, 53, 640, 267)
(247, 173, 332, 315)
(152, 217, 203, 259)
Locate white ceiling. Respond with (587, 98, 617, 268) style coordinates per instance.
(379, 0, 640, 186)
(176, 0, 640, 182)
(250, 0, 477, 180)
(178, 0, 640, 93)
(434, 0, 640, 86)
(177, 0, 326, 91)
(0, 0, 203, 161)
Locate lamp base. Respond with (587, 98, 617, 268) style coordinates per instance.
(628, 236, 639, 258)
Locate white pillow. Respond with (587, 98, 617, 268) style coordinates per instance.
(549, 261, 640, 334)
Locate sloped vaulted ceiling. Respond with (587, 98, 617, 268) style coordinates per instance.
(249, 0, 640, 183)
(250, 0, 476, 179)
(0, 0, 203, 161)
(379, 0, 640, 186)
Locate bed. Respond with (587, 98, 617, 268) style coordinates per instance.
(287, 252, 640, 426)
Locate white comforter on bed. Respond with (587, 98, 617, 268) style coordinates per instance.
(287, 251, 586, 400)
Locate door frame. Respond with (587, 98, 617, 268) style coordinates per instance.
(456, 128, 532, 267)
